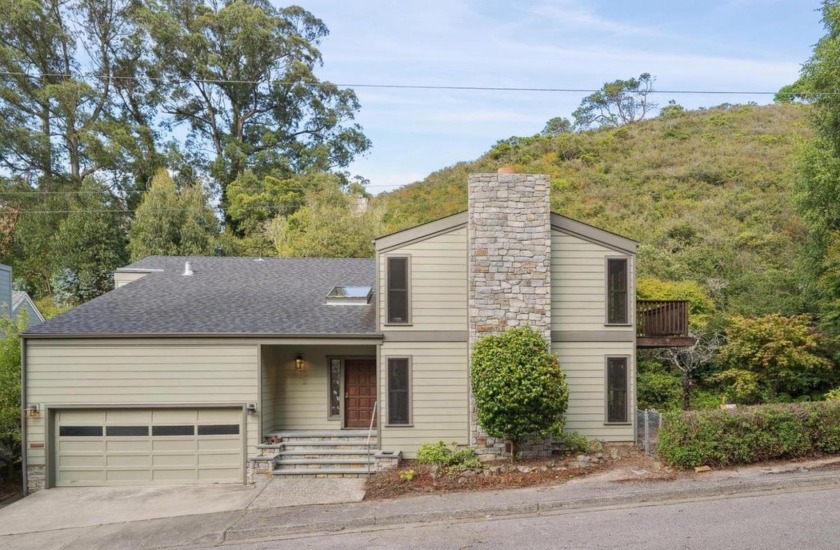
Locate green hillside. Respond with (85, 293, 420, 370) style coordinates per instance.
(374, 103, 812, 316)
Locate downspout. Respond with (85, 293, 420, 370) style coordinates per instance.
(20, 335, 27, 495)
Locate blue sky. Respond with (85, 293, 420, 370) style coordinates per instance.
(290, 1, 823, 193)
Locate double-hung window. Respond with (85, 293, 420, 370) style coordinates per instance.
(386, 256, 410, 324)
(387, 358, 411, 425)
(606, 258, 629, 325)
(606, 357, 629, 423)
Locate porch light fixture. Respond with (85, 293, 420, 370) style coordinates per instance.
(295, 354, 304, 371)
(26, 404, 39, 417)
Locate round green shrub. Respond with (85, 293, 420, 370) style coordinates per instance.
(470, 326, 569, 458)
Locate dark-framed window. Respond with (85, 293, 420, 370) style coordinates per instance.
(387, 358, 411, 425)
(606, 357, 629, 423)
(606, 258, 629, 325)
(386, 256, 410, 324)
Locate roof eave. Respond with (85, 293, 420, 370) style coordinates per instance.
(550, 213, 638, 254)
(21, 332, 384, 340)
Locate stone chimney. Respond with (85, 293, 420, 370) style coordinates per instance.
(468, 171, 552, 456)
(468, 172, 552, 344)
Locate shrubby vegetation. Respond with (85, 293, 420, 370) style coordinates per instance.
(471, 327, 569, 460)
(659, 402, 840, 469)
(416, 441, 481, 472)
(0, 315, 24, 476)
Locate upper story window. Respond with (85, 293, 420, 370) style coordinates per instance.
(606, 258, 629, 325)
(386, 256, 410, 324)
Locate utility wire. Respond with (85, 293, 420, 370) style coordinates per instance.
(0, 70, 797, 96)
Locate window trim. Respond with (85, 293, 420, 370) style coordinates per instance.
(604, 355, 632, 425)
(604, 256, 631, 326)
(384, 255, 412, 326)
(385, 356, 413, 427)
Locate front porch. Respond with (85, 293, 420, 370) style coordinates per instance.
(255, 343, 400, 478)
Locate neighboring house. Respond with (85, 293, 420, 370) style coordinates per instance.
(20, 172, 691, 493)
(0, 263, 44, 328)
(13, 292, 45, 327)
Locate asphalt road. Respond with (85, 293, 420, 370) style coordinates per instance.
(223, 485, 840, 549)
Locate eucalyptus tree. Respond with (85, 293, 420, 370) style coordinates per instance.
(140, 0, 371, 227)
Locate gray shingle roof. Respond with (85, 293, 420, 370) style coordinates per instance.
(25, 257, 378, 337)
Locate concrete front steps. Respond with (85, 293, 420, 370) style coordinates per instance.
(267, 430, 379, 477)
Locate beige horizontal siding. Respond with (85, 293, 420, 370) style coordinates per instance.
(379, 227, 467, 332)
(551, 230, 636, 331)
(380, 342, 468, 458)
(553, 341, 635, 442)
(264, 344, 377, 431)
(25, 339, 260, 468)
(113, 271, 149, 288)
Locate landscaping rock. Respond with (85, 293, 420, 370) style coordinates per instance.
(694, 465, 713, 473)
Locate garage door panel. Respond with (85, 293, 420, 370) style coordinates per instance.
(59, 411, 106, 423)
(198, 409, 239, 422)
(153, 410, 198, 423)
(153, 454, 197, 467)
(59, 469, 106, 483)
(107, 454, 152, 467)
(56, 408, 243, 487)
(58, 440, 105, 452)
(106, 469, 153, 482)
(198, 438, 241, 451)
(106, 440, 150, 452)
(153, 469, 198, 482)
(152, 439, 195, 451)
(60, 455, 106, 468)
(198, 452, 240, 466)
(106, 410, 152, 423)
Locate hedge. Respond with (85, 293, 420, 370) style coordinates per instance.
(658, 401, 840, 469)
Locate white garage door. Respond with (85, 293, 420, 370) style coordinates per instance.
(55, 408, 244, 487)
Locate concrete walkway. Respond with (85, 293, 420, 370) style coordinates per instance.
(2, 460, 840, 549)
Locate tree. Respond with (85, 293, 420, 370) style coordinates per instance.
(128, 169, 218, 261)
(572, 73, 657, 129)
(51, 178, 128, 306)
(652, 331, 721, 411)
(793, 1, 840, 336)
(266, 182, 382, 258)
(0, 315, 25, 479)
(0, 0, 165, 195)
(716, 314, 834, 404)
(541, 117, 572, 136)
(140, 0, 371, 226)
(470, 327, 569, 460)
(227, 171, 340, 237)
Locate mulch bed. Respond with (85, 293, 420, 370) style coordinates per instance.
(0, 481, 23, 505)
(365, 445, 652, 500)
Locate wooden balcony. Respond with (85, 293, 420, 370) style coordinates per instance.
(636, 300, 696, 348)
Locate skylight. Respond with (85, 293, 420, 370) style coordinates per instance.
(326, 286, 373, 305)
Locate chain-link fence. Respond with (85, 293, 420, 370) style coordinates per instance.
(636, 409, 662, 456)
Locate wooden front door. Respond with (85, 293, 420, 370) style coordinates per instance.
(344, 359, 377, 428)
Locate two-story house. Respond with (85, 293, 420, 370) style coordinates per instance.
(20, 172, 690, 493)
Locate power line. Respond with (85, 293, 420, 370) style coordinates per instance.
(0, 70, 796, 96)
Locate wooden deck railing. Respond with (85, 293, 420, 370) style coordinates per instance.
(636, 300, 689, 338)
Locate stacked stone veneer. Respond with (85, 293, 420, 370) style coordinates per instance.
(468, 173, 552, 459)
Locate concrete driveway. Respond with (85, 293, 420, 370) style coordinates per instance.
(0, 477, 366, 538)
(0, 482, 267, 536)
